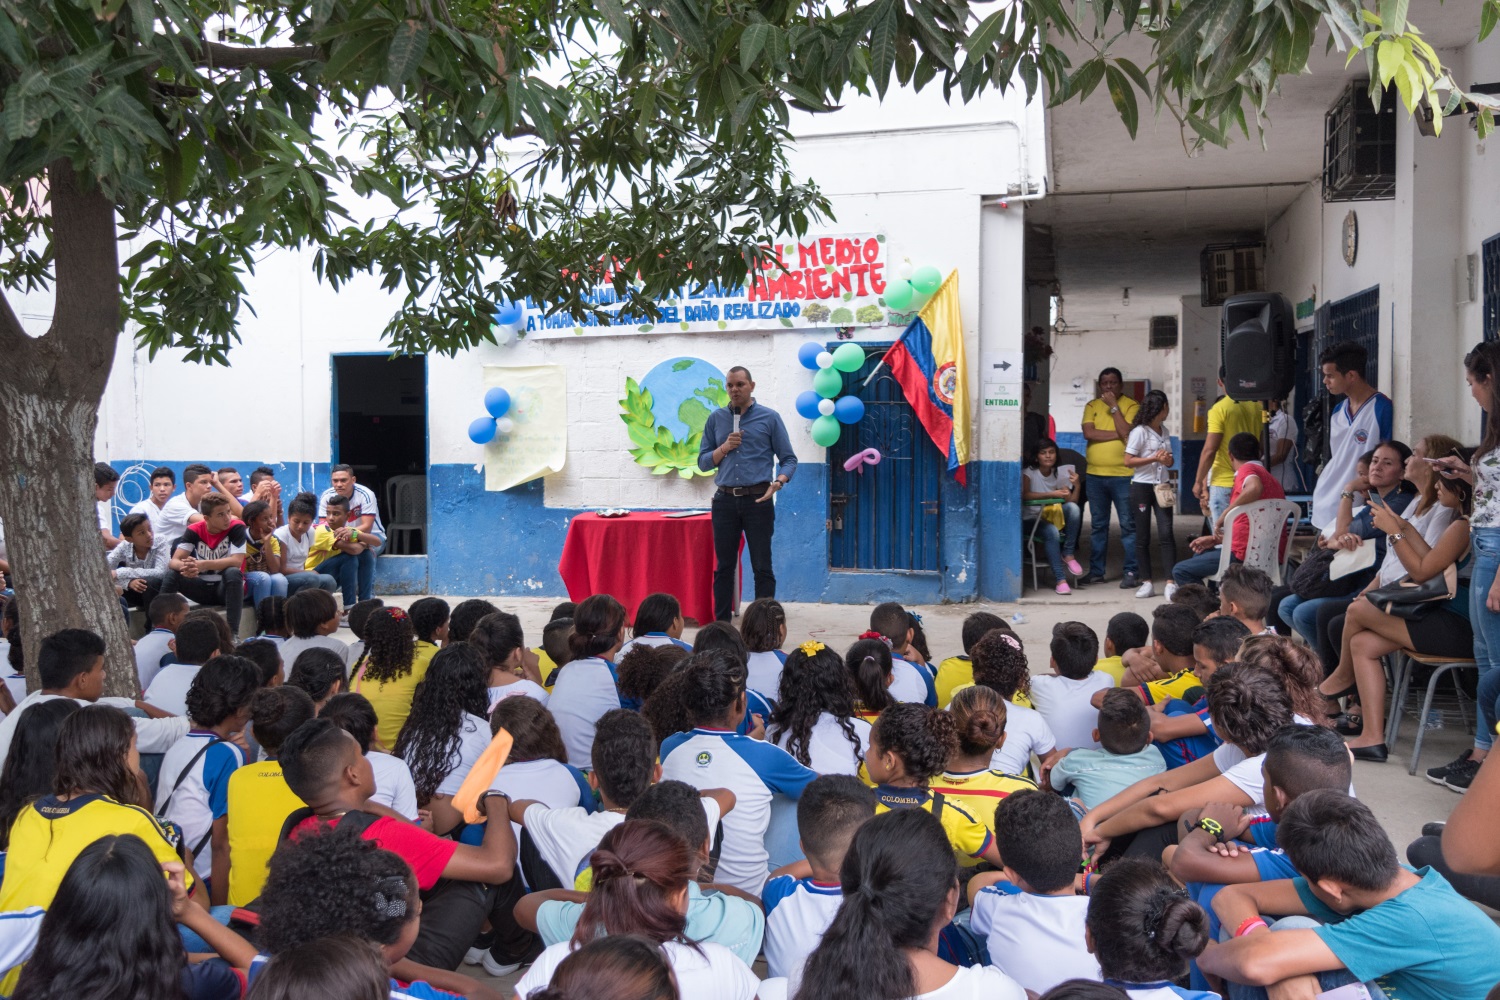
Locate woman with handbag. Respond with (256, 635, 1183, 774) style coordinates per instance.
(1123, 390, 1175, 600)
(1316, 470, 1473, 761)
(1022, 438, 1084, 595)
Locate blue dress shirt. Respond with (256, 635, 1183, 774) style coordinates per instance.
(698, 401, 798, 487)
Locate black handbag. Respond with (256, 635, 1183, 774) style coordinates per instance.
(1365, 564, 1459, 621)
(1289, 547, 1367, 600)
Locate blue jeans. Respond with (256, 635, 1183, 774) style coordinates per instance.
(1086, 474, 1137, 577)
(1209, 484, 1234, 525)
(1172, 548, 1230, 586)
(178, 904, 236, 953)
(317, 549, 376, 606)
(1225, 916, 1387, 1000)
(1469, 526, 1500, 752)
(245, 571, 288, 608)
(1279, 593, 1335, 647)
(1033, 502, 1082, 579)
(285, 570, 338, 596)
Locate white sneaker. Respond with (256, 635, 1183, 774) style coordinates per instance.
(1135, 581, 1155, 599)
(1164, 582, 1179, 601)
(482, 951, 523, 977)
(464, 947, 487, 966)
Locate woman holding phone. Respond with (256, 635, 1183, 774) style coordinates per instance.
(1022, 438, 1083, 594)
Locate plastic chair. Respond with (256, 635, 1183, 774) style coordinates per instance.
(1382, 649, 1478, 775)
(1208, 499, 1301, 585)
(384, 474, 427, 555)
(1021, 499, 1062, 593)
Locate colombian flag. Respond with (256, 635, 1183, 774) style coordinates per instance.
(882, 270, 971, 483)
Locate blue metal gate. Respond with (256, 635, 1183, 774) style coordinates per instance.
(827, 345, 943, 572)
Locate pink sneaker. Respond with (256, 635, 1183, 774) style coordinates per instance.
(1064, 557, 1084, 576)
(1055, 581, 1072, 595)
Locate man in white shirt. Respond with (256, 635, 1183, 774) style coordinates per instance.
(156, 464, 215, 544)
(130, 467, 178, 534)
(94, 463, 121, 549)
(1311, 342, 1393, 529)
(319, 465, 386, 543)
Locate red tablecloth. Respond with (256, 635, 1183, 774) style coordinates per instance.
(557, 512, 737, 625)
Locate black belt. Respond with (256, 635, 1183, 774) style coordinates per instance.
(718, 482, 771, 497)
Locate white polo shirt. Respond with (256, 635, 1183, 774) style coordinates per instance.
(547, 657, 622, 770)
(746, 649, 788, 702)
(144, 663, 202, 717)
(989, 701, 1057, 776)
(762, 875, 843, 978)
(318, 484, 385, 539)
(134, 628, 175, 691)
(1028, 671, 1114, 751)
(970, 886, 1101, 993)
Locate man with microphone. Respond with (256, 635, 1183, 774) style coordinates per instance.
(698, 366, 798, 621)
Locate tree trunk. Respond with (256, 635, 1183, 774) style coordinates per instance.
(0, 160, 136, 697)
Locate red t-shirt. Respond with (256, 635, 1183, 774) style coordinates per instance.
(291, 814, 456, 890)
(1229, 461, 1286, 560)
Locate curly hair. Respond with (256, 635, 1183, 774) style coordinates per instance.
(490, 694, 567, 763)
(258, 823, 418, 955)
(286, 647, 346, 703)
(0, 699, 80, 850)
(285, 589, 338, 640)
(970, 629, 1030, 700)
(445, 599, 497, 644)
(870, 704, 956, 784)
(184, 655, 261, 728)
(358, 607, 417, 684)
(616, 644, 689, 706)
(408, 597, 450, 644)
(1236, 635, 1330, 727)
(248, 686, 317, 757)
(844, 638, 894, 716)
(568, 594, 627, 661)
(640, 670, 694, 743)
(1206, 663, 1293, 757)
(53, 706, 143, 806)
(678, 649, 748, 727)
(738, 598, 786, 654)
(393, 642, 490, 802)
(770, 645, 861, 767)
(590, 709, 658, 808)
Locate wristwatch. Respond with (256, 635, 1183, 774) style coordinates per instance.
(1109, 406, 1120, 414)
(1195, 817, 1226, 843)
(1391, 532, 1405, 544)
(1340, 490, 1356, 500)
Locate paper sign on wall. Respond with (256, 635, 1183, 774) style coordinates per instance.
(483, 365, 568, 492)
(983, 382, 1022, 409)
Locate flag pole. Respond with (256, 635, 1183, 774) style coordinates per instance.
(862, 317, 917, 388)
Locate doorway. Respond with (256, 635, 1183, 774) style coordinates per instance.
(331, 354, 428, 554)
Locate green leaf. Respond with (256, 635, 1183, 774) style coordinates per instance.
(1105, 64, 1139, 138)
(386, 20, 430, 88)
(739, 22, 770, 71)
(1068, 58, 1106, 101)
(867, 0, 899, 98)
(1378, 0, 1409, 34)
(594, 0, 633, 43)
(1483, 1, 1499, 42)
(966, 8, 1007, 56)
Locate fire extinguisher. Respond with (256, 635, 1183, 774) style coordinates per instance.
(1192, 396, 1207, 434)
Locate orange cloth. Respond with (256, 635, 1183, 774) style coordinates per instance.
(452, 728, 514, 825)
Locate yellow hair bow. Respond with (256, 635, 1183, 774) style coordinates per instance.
(799, 640, 826, 657)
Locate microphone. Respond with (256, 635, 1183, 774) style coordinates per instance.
(731, 405, 741, 435)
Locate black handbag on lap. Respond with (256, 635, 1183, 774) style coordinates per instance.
(1289, 547, 1366, 600)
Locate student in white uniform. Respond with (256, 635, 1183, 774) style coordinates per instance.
(1085, 858, 1218, 1000)
(278, 588, 352, 673)
(516, 935, 679, 1000)
(134, 593, 188, 692)
(739, 597, 789, 701)
(547, 594, 626, 770)
(969, 630, 1058, 777)
(659, 649, 817, 896)
(319, 691, 419, 820)
(390, 643, 493, 830)
(1029, 622, 1115, 752)
(869, 602, 938, 706)
(1311, 341, 1394, 530)
(615, 592, 692, 661)
(467, 610, 548, 711)
(144, 616, 223, 718)
(487, 695, 594, 834)
(769, 642, 871, 776)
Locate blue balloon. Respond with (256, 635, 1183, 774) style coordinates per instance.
(797, 342, 824, 370)
(494, 301, 524, 327)
(834, 395, 866, 424)
(795, 390, 822, 420)
(484, 386, 511, 419)
(468, 416, 498, 444)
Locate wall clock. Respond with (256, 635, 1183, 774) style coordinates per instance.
(1342, 210, 1358, 267)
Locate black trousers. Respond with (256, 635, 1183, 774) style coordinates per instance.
(711, 490, 775, 622)
(163, 568, 243, 632)
(1407, 835, 1500, 910)
(1130, 483, 1176, 582)
(404, 872, 540, 972)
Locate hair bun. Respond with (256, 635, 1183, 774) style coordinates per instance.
(960, 707, 1003, 748)
(1154, 894, 1210, 961)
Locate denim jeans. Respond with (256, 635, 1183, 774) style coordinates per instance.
(1034, 501, 1082, 579)
(1086, 474, 1137, 578)
(1471, 526, 1500, 752)
(1225, 916, 1387, 1000)
(245, 570, 288, 608)
(178, 904, 236, 952)
(1172, 548, 1229, 586)
(316, 549, 376, 607)
(1209, 484, 1234, 525)
(285, 570, 339, 596)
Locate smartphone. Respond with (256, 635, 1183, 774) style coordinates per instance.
(1366, 491, 1385, 507)
(1315, 984, 1375, 1000)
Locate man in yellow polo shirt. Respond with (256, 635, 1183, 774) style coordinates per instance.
(1080, 367, 1139, 588)
(1192, 368, 1265, 528)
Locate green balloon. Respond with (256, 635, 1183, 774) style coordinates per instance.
(885, 280, 914, 311)
(811, 414, 842, 447)
(813, 366, 843, 398)
(911, 266, 943, 296)
(831, 342, 865, 373)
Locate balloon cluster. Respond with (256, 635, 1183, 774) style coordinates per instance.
(491, 302, 525, 345)
(468, 387, 517, 445)
(794, 342, 866, 447)
(883, 264, 943, 315)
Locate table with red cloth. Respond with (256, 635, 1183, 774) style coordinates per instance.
(557, 512, 740, 624)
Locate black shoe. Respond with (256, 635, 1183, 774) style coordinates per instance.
(1350, 743, 1388, 762)
(1119, 574, 1141, 589)
(1422, 821, 1447, 838)
(1333, 714, 1364, 738)
(1426, 749, 1473, 786)
(1445, 756, 1482, 792)
(1079, 573, 1106, 586)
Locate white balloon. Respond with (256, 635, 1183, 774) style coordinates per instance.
(897, 260, 914, 280)
(816, 351, 834, 369)
(495, 417, 516, 434)
(818, 398, 836, 416)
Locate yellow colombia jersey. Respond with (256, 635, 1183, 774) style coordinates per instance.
(935, 655, 973, 708)
(931, 769, 1038, 866)
(300, 525, 340, 570)
(1093, 655, 1127, 685)
(1141, 668, 1205, 705)
(226, 761, 306, 906)
(872, 785, 992, 862)
(353, 640, 438, 750)
(943, 681, 1033, 710)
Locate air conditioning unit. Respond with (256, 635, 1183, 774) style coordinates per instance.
(1200, 243, 1265, 308)
(1149, 316, 1178, 349)
(1324, 81, 1397, 202)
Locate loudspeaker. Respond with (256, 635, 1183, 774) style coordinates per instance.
(1222, 292, 1295, 401)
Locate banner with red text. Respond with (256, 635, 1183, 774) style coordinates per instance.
(522, 233, 895, 339)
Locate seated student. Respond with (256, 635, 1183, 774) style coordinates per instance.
(660, 650, 817, 895)
(256, 821, 504, 999)
(234, 638, 282, 688)
(517, 935, 678, 1000)
(486, 695, 594, 826)
(240, 499, 290, 609)
(762, 775, 876, 979)
(1031, 622, 1114, 751)
(1080, 665, 1295, 861)
(864, 703, 1003, 867)
(254, 596, 289, 644)
(467, 611, 548, 711)
(536, 601, 577, 689)
(343, 597, 384, 663)
(349, 606, 421, 748)
(1085, 858, 1216, 1000)
(845, 635, 898, 724)
(307, 493, 382, 608)
(1041, 984, 1133, 1000)
(145, 616, 223, 717)
(94, 461, 122, 549)
(9, 835, 256, 1000)
(136, 593, 189, 692)
(770, 641, 871, 776)
(129, 465, 177, 534)
(240, 934, 391, 1000)
(969, 629, 1058, 777)
(278, 718, 518, 973)
(225, 685, 318, 907)
(548, 594, 627, 770)
(1171, 582, 1223, 621)
(969, 791, 1102, 992)
(512, 821, 760, 999)
(1233, 636, 1330, 731)
(689, 622, 773, 732)
(934, 611, 1008, 707)
(409, 597, 448, 660)
(0, 701, 80, 853)
(446, 598, 498, 644)
(158, 464, 216, 545)
(617, 642, 688, 714)
(270, 492, 340, 598)
(109, 512, 169, 613)
(163, 493, 249, 632)
(281, 587, 351, 675)
(1095, 612, 1149, 686)
(393, 643, 492, 832)
(1050, 690, 1166, 812)
(933, 686, 1037, 840)
(1172, 433, 1287, 589)
(616, 592, 691, 661)
(320, 691, 419, 820)
(1145, 617, 1250, 770)
(739, 597, 788, 700)
(1107, 604, 1206, 706)
(1201, 791, 1500, 1000)
(155, 655, 260, 901)
(516, 780, 750, 962)
(774, 809, 1028, 1000)
(1217, 566, 1276, 635)
(286, 647, 345, 711)
(869, 602, 937, 706)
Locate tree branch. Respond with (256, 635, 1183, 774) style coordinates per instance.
(44, 160, 120, 393)
(196, 40, 319, 69)
(0, 293, 27, 354)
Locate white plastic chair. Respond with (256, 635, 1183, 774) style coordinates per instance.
(1207, 499, 1301, 585)
(384, 474, 428, 554)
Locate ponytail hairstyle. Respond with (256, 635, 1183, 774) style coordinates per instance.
(528, 935, 679, 1000)
(248, 686, 317, 758)
(572, 820, 696, 949)
(490, 695, 568, 763)
(907, 613, 931, 664)
(617, 643, 689, 707)
(286, 491, 319, 522)
(793, 808, 958, 1000)
(677, 649, 747, 729)
(631, 593, 682, 638)
(770, 644, 862, 767)
(738, 598, 786, 654)
(407, 597, 450, 645)
(870, 704, 957, 785)
(568, 594, 627, 661)
(395, 642, 490, 802)
(948, 685, 1007, 759)
(845, 637, 894, 715)
(1133, 389, 1169, 428)
(359, 607, 417, 684)
(970, 629, 1031, 701)
(256, 596, 288, 637)
(1086, 858, 1209, 984)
